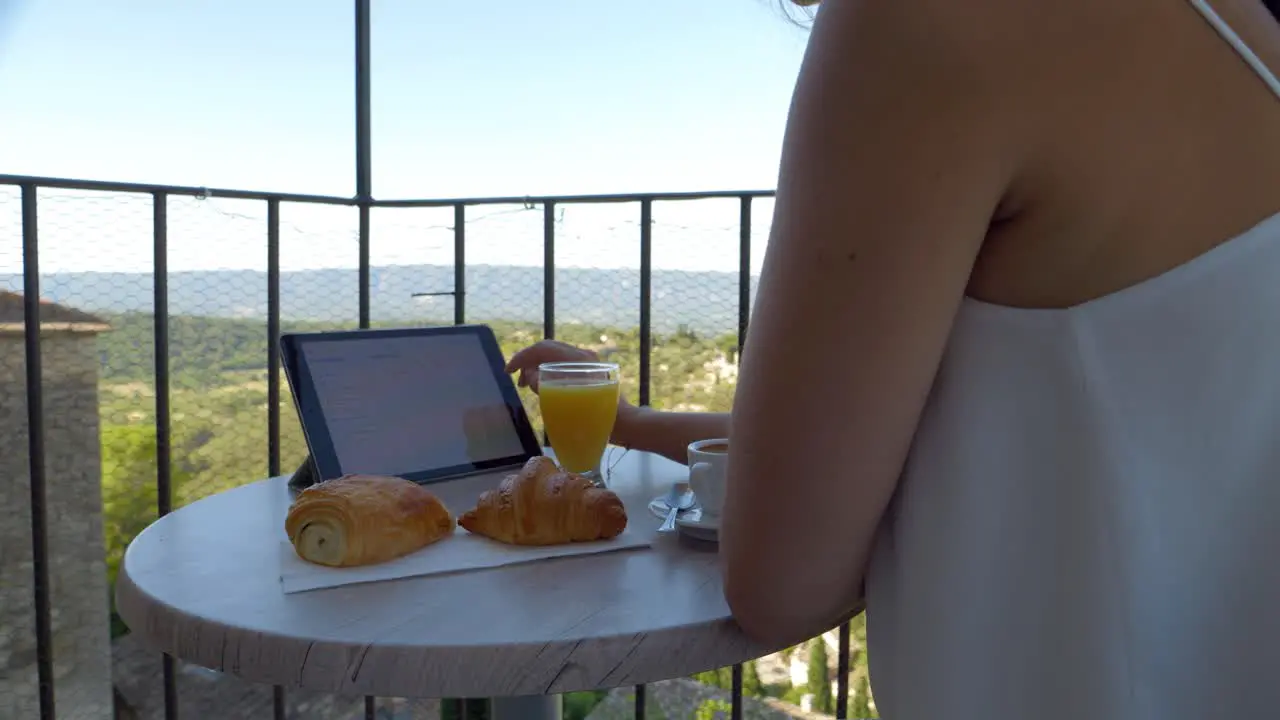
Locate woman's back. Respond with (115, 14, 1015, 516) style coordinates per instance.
(869, 216, 1280, 716)
(867, 1, 1280, 717)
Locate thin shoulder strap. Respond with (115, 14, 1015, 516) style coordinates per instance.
(1187, 0, 1280, 100)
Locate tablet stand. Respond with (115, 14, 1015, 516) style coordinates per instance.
(287, 455, 320, 493)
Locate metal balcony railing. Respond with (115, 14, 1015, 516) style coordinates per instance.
(2, 171, 873, 720)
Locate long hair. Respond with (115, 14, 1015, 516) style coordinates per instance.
(780, 0, 816, 25)
(1266, 0, 1280, 21)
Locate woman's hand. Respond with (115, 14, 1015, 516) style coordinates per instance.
(504, 339, 601, 392)
(506, 339, 731, 463)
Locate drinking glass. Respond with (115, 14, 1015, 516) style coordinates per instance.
(537, 361, 621, 485)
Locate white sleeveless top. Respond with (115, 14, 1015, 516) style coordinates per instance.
(865, 3, 1280, 718)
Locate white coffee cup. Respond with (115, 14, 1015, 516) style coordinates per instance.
(687, 438, 730, 518)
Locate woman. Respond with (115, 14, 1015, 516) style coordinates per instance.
(508, 0, 1280, 716)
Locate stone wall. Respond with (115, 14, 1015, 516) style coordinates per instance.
(0, 331, 112, 720)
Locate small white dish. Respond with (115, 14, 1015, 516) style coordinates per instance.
(649, 497, 720, 541)
(675, 509, 720, 542)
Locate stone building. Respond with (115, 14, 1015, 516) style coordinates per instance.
(0, 291, 113, 719)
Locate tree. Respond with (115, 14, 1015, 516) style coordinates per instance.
(695, 663, 763, 697)
(102, 421, 211, 637)
(807, 637, 833, 714)
(692, 666, 732, 690)
(101, 423, 163, 587)
(743, 660, 763, 697)
(101, 423, 164, 637)
(851, 673, 875, 718)
(562, 690, 609, 720)
(694, 698, 732, 720)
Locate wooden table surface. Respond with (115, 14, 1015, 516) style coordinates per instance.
(114, 448, 779, 699)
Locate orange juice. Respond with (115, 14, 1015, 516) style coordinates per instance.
(538, 379, 620, 473)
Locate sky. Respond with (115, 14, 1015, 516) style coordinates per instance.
(0, 0, 809, 276)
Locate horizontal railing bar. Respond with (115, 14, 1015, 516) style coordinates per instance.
(0, 174, 356, 205)
(373, 189, 777, 207)
(0, 173, 776, 207)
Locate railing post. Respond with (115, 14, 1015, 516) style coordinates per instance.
(733, 195, 753, 720)
(354, 0, 371, 201)
(837, 620, 852, 718)
(454, 203, 466, 325)
(152, 190, 180, 720)
(265, 198, 287, 719)
(638, 198, 652, 406)
(738, 195, 752, 355)
(267, 198, 282, 477)
(358, 203, 371, 328)
(354, 2, 377, 709)
(152, 192, 172, 519)
(543, 201, 556, 340)
(22, 183, 56, 720)
(355, 0, 372, 330)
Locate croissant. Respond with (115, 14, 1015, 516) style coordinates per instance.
(285, 474, 454, 567)
(458, 456, 628, 546)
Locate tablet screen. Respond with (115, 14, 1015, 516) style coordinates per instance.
(284, 326, 539, 482)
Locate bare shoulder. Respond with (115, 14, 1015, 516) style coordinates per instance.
(804, 0, 1127, 96)
(806, 0, 1053, 57)
(797, 0, 1152, 218)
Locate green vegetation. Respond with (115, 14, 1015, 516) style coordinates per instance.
(743, 660, 762, 697)
(807, 638, 833, 715)
(694, 698, 733, 720)
(848, 614, 876, 718)
(94, 311, 873, 718)
(562, 690, 611, 720)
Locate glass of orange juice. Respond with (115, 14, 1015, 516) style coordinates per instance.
(538, 361, 621, 485)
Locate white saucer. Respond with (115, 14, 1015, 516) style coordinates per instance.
(676, 511, 720, 542)
(648, 496, 719, 542)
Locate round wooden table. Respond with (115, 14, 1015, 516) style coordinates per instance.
(114, 448, 777, 720)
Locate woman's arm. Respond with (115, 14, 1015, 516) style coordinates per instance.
(722, 0, 1028, 646)
(612, 404, 729, 465)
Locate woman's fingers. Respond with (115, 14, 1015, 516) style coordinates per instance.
(505, 339, 597, 375)
(504, 344, 544, 373)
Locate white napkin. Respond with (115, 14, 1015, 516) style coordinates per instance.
(278, 527, 652, 594)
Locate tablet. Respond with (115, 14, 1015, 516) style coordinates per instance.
(280, 324, 542, 485)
